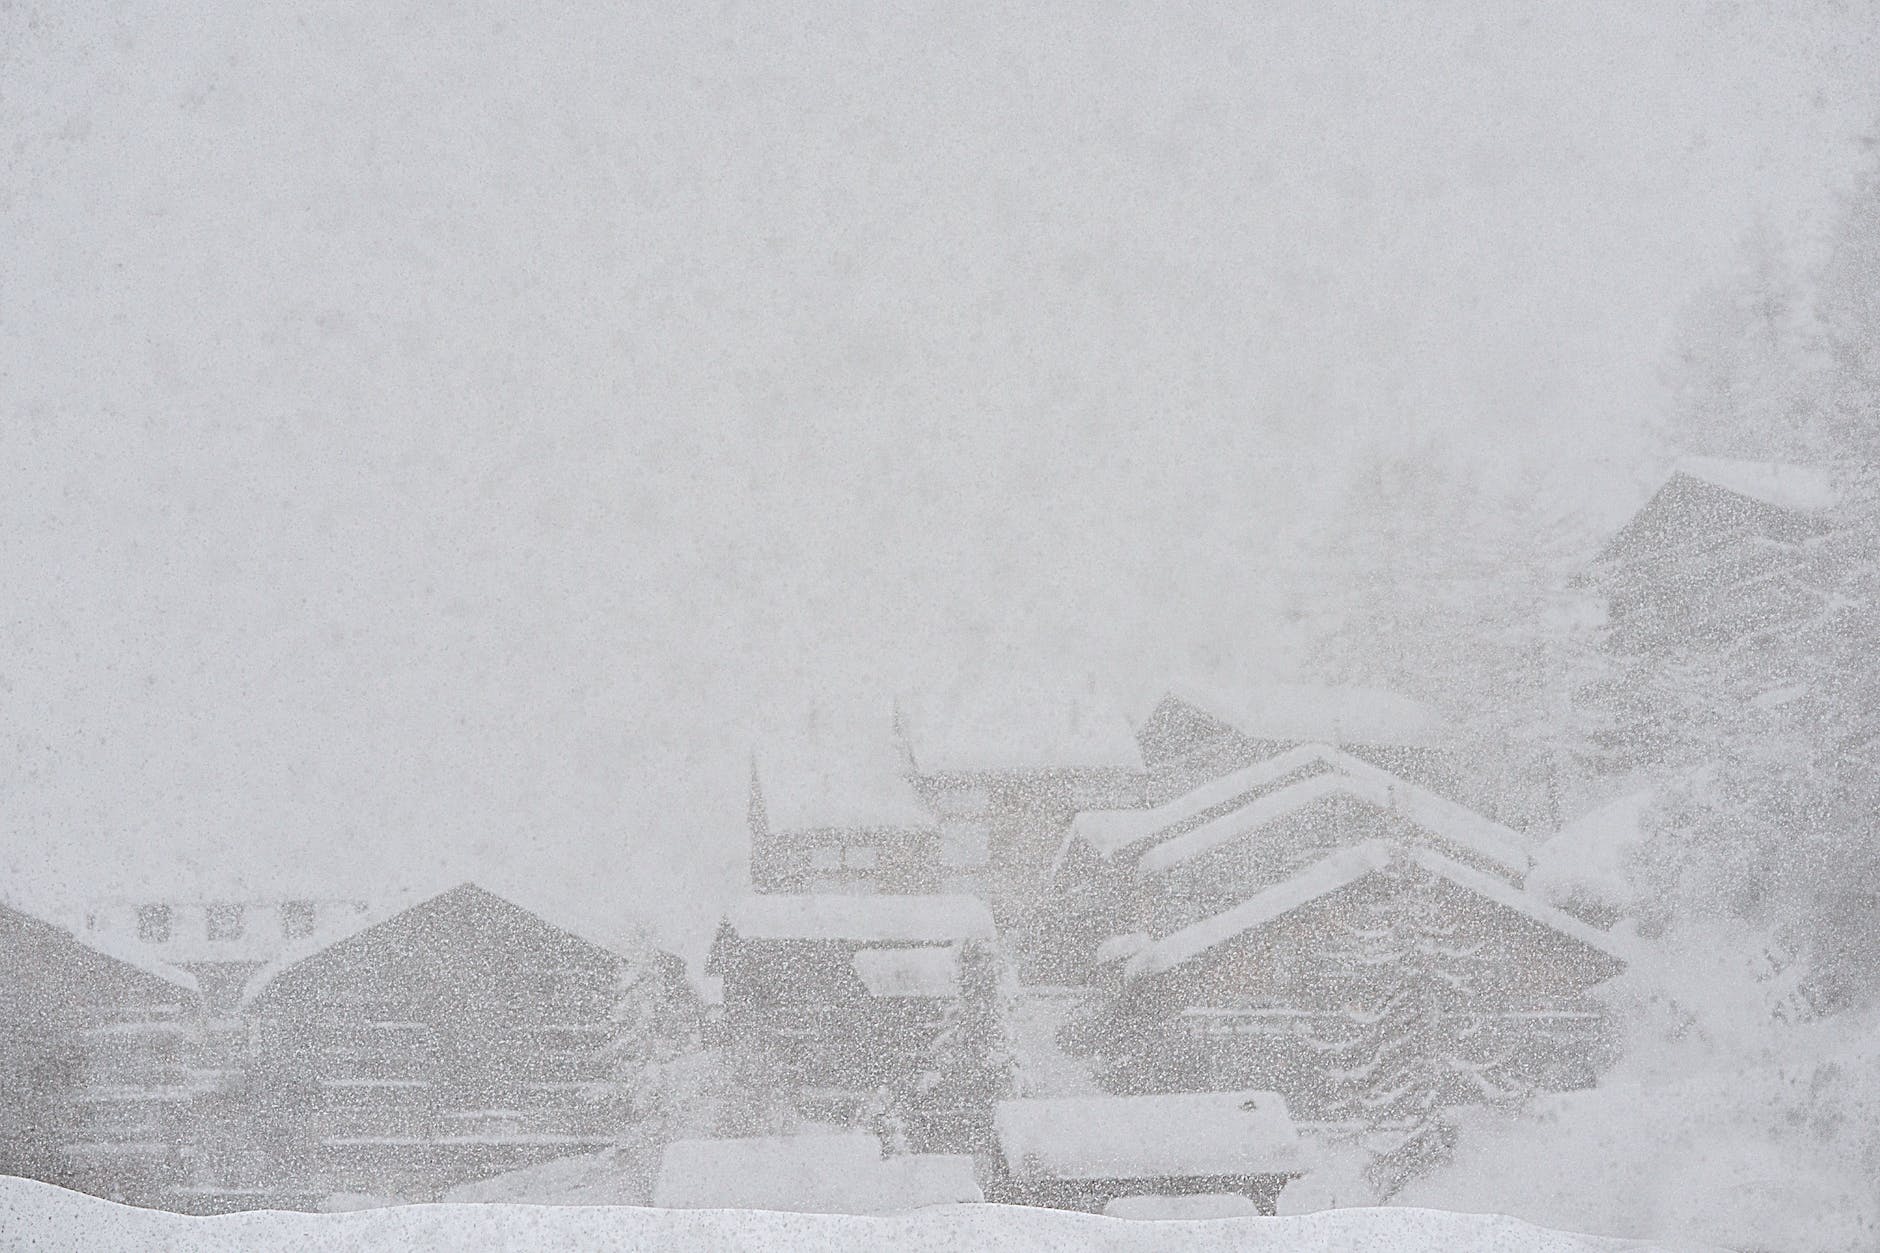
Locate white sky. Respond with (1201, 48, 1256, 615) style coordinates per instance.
(4, 1, 1879, 953)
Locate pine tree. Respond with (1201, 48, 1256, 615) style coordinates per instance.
(875, 940, 1016, 1157)
(1308, 858, 1533, 1196)
(602, 953, 698, 1133)
(1297, 437, 1599, 828)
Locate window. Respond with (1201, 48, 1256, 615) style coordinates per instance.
(807, 846, 841, 872)
(843, 846, 879, 870)
(281, 899, 317, 939)
(206, 902, 245, 941)
(137, 904, 173, 944)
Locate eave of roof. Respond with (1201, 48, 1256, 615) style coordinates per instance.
(1123, 841, 1631, 983)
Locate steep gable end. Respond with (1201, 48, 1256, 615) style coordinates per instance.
(1123, 842, 1628, 985)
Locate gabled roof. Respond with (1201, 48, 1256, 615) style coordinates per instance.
(1152, 679, 1449, 749)
(1593, 458, 1840, 568)
(239, 880, 668, 1009)
(1064, 743, 1331, 862)
(723, 893, 995, 944)
(0, 888, 201, 999)
(995, 1090, 1305, 1180)
(1124, 841, 1631, 983)
(1080, 742, 1528, 878)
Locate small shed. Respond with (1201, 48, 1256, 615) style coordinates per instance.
(990, 1089, 1306, 1213)
(653, 1132, 982, 1213)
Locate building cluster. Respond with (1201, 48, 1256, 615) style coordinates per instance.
(0, 883, 692, 1211)
(0, 457, 1834, 1215)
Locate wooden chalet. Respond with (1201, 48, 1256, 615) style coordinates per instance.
(230, 882, 691, 1203)
(1588, 458, 1840, 655)
(989, 1089, 1306, 1213)
(0, 892, 203, 1206)
(1083, 841, 1628, 1117)
(706, 893, 994, 1130)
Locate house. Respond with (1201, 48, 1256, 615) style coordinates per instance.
(653, 1132, 982, 1213)
(989, 1089, 1306, 1213)
(0, 891, 202, 1207)
(230, 881, 693, 1204)
(898, 676, 1148, 927)
(706, 894, 995, 1130)
(747, 709, 943, 896)
(1577, 457, 1852, 777)
(1033, 743, 1532, 982)
(1083, 842, 1628, 1117)
(1133, 680, 1456, 803)
(1588, 457, 1841, 655)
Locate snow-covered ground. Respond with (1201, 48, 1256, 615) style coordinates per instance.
(0, 1176, 1710, 1253)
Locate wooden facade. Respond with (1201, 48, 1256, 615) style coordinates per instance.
(0, 897, 203, 1206)
(1085, 849, 1626, 1120)
(235, 883, 692, 1201)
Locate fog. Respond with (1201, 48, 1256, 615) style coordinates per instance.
(4, 1, 1878, 949)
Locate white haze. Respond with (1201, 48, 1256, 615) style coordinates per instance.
(3, 1, 1879, 950)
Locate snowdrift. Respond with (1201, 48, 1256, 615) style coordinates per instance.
(0, 1176, 1712, 1252)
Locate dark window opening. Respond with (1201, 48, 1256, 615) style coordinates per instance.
(206, 902, 245, 941)
(137, 904, 173, 944)
(281, 899, 317, 939)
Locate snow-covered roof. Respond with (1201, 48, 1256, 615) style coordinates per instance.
(1066, 743, 1333, 861)
(900, 677, 1145, 775)
(754, 708, 933, 833)
(1127, 744, 1529, 878)
(653, 1134, 982, 1213)
(0, 890, 201, 999)
(851, 944, 960, 997)
(724, 893, 995, 944)
(1157, 679, 1449, 749)
(995, 1090, 1306, 1181)
(1125, 842, 1631, 982)
(1671, 457, 1838, 514)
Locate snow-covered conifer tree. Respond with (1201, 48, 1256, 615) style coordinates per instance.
(1310, 859, 1531, 1195)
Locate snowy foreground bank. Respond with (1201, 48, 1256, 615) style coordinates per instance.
(0, 1178, 1713, 1253)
